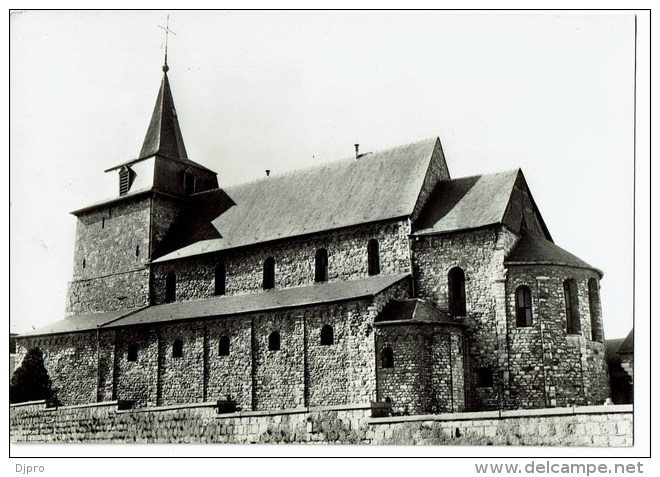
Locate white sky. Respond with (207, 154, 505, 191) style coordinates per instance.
(9, 10, 640, 339)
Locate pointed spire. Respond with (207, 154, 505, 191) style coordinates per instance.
(138, 71, 188, 160)
(139, 14, 184, 160)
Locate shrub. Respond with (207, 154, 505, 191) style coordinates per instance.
(10, 347, 59, 405)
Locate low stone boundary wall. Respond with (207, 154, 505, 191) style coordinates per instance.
(10, 400, 632, 446)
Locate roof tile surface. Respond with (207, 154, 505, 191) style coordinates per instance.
(505, 232, 600, 274)
(413, 169, 520, 235)
(154, 138, 439, 261)
(107, 274, 410, 328)
(20, 309, 142, 337)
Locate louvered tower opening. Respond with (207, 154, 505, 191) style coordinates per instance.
(119, 167, 131, 196)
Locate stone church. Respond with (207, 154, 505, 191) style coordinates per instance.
(15, 59, 610, 416)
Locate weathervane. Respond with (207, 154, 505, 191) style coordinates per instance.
(158, 14, 176, 72)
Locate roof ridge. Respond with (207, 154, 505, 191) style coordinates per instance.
(440, 168, 521, 183)
(222, 137, 439, 190)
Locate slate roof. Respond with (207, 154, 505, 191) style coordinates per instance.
(153, 138, 440, 262)
(375, 299, 459, 326)
(413, 169, 520, 235)
(105, 274, 411, 328)
(105, 72, 214, 173)
(20, 309, 143, 337)
(140, 71, 188, 160)
(618, 329, 634, 355)
(605, 338, 625, 367)
(505, 232, 602, 276)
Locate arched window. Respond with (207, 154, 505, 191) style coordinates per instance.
(448, 267, 467, 316)
(219, 336, 230, 356)
(135, 245, 140, 257)
(588, 278, 603, 342)
(563, 279, 580, 335)
(165, 272, 177, 303)
(515, 286, 533, 327)
(215, 264, 226, 296)
(367, 239, 380, 276)
(268, 331, 280, 351)
(320, 325, 334, 345)
(381, 347, 394, 368)
(172, 339, 183, 358)
(127, 344, 138, 362)
(315, 248, 329, 282)
(263, 257, 275, 290)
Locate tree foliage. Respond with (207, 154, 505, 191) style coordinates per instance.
(10, 347, 58, 404)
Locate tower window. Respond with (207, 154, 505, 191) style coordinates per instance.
(263, 257, 275, 290)
(315, 248, 328, 283)
(165, 272, 177, 303)
(515, 286, 533, 327)
(219, 336, 230, 356)
(215, 264, 226, 296)
(476, 368, 494, 387)
(127, 344, 138, 362)
(82, 258, 86, 269)
(102, 217, 105, 229)
(268, 331, 280, 351)
(563, 279, 580, 335)
(172, 339, 183, 358)
(448, 267, 467, 316)
(320, 325, 334, 345)
(381, 347, 394, 368)
(367, 239, 380, 276)
(119, 166, 134, 196)
(183, 169, 196, 195)
(135, 245, 140, 257)
(588, 278, 603, 342)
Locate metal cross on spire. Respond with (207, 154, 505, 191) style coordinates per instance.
(158, 14, 176, 73)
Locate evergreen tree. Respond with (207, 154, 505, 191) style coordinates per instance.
(10, 348, 58, 404)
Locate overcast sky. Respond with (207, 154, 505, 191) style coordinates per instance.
(10, 11, 641, 339)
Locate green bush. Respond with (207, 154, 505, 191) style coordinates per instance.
(10, 347, 59, 405)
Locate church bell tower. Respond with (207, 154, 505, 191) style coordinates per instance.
(65, 56, 218, 316)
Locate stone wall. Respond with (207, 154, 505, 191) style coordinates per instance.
(150, 219, 411, 304)
(114, 328, 160, 408)
(506, 264, 610, 408)
(150, 195, 185, 258)
(410, 226, 610, 412)
(25, 280, 410, 410)
(67, 195, 156, 315)
(253, 310, 306, 409)
(205, 316, 253, 409)
(375, 324, 465, 415)
(411, 226, 520, 411)
(66, 269, 150, 315)
(15, 333, 98, 406)
(71, 197, 151, 281)
(66, 193, 187, 315)
(10, 401, 633, 446)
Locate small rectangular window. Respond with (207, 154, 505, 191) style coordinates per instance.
(184, 170, 196, 194)
(172, 339, 183, 358)
(127, 344, 138, 362)
(476, 367, 493, 387)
